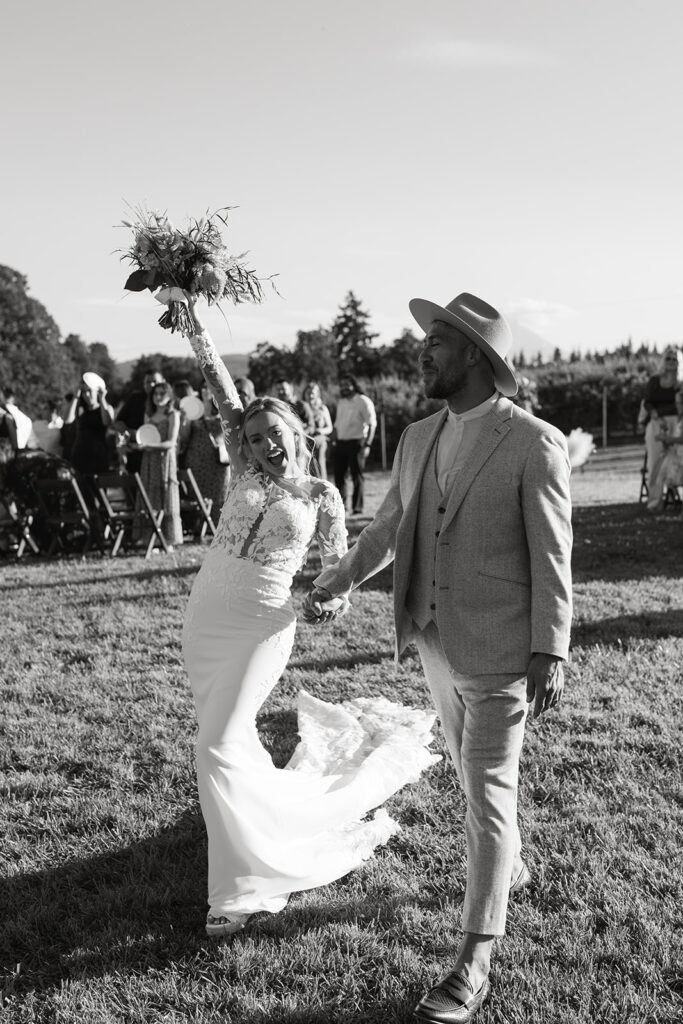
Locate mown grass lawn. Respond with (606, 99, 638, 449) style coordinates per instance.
(1, 445, 682, 1023)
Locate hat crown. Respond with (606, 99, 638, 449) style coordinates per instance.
(408, 290, 518, 397)
(445, 293, 513, 358)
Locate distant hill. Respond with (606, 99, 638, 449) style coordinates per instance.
(115, 353, 251, 384)
(506, 318, 564, 364)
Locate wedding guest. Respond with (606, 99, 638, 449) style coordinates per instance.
(172, 378, 197, 457)
(332, 375, 377, 514)
(66, 376, 115, 476)
(181, 381, 231, 526)
(115, 370, 166, 474)
(642, 348, 682, 496)
(647, 387, 683, 512)
(4, 389, 34, 449)
(275, 379, 315, 433)
(234, 376, 256, 407)
(135, 380, 183, 549)
(0, 389, 19, 454)
(303, 382, 333, 479)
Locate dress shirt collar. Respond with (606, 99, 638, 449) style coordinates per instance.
(446, 391, 499, 425)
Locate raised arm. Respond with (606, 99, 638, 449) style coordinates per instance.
(183, 295, 246, 470)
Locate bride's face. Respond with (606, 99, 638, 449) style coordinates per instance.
(244, 410, 299, 478)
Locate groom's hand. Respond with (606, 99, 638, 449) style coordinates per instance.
(526, 653, 564, 718)
(302, 587, 349, 624)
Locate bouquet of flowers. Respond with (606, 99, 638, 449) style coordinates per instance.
(120, 205, 270, 334)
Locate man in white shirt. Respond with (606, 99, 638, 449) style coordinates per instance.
(332, 375, 377, 514)
(4, 389, 34, 449)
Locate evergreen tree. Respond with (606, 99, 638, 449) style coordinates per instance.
(331, 291, 380, 378)
(379, 329, 422, 379)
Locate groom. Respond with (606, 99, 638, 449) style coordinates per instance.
(304, 292, 572, 1023)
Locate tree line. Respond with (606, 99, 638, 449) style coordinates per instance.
(0, 265, 672, 451)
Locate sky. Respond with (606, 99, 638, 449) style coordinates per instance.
(2, 0, 682, 366)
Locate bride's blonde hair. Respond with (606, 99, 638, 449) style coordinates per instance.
(238, 397, 312, 472)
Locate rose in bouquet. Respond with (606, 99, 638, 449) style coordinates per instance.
(120, 206, 271, 334)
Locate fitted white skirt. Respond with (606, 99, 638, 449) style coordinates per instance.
(182, 549, 440, 916)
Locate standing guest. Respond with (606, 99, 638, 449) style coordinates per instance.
(172, 378, 197, 458)
(115, 370, 166, 474)
(275, 379, 315, 433)
(4, 389, 34, 449)
(234, 376, 256, 407)
(305, 292, 572, 1024)
(181, 381, 231, 526)
(642, 347, 683, 496)
(303, 382, 333, 479)
(647, 387, 683, 512)
(332, 374, 377, 515)
(65, 377, 115, 476)
(136, 380, 183, 549)
(0, 389, 19, 454)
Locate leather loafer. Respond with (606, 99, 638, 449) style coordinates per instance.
(413, 970, 490, 1024)
(509, 861, 532, 896)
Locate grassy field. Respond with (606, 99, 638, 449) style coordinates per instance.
(1, 445, 682, 1023)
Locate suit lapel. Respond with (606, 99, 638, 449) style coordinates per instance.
(440, 400, 513, 533)
(395, 408, 448, 575)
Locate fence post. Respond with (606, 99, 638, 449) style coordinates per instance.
(602, 385, 608, 448)
(380, 411, 387, 470)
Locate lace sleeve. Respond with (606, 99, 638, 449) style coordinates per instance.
(187, 329, 246, 469)
(316, 483, 348, 569)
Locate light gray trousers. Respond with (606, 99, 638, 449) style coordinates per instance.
(415, 621, 529, 936)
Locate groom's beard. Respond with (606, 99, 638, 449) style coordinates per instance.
(423, 367, 467, 400)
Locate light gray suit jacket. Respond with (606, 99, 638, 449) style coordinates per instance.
(315, 397, 573, 675)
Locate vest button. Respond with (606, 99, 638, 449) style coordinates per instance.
(430, 603, 436, 610)
(437, 507, 446, 513)
(435, 531, 439, 537)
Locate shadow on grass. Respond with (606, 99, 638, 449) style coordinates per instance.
(572, 502, 683, 582)
(0, 806, 427, 1016)
(573, 609, 683, 647)
(0, 562, 199, 592)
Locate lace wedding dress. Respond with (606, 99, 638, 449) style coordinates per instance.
(182, 462, 441, 919)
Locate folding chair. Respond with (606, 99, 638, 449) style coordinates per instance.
(33, 475, 96, 556)
(92, 472, 170, 558)
(0, 494, 40, 557)
(639, 450, 648, 502)
(178, 468, 216, 541)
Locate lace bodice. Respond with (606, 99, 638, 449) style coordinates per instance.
(212, 464, 347, 574)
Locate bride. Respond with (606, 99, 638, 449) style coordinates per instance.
(179, 296, 440, 936)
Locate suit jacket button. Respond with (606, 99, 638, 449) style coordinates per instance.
(430, 603, 436, 610)
(437, 507, 446, 513)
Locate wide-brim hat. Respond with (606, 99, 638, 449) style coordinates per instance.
(409, 292, 518, 397)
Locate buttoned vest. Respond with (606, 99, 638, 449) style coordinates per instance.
(405, 441, 449, 630)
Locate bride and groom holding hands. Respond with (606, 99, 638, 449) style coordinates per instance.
(182, 289, 573, 1024)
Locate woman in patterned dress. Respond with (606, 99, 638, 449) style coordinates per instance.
(180, 296, 439, 938)
(137, 380, 183, 548)
(181, 382, 231, 526)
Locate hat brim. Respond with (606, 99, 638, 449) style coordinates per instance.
(409, 298, 519, 398)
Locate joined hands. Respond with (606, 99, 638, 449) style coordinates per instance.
(302, 587, 350, 625)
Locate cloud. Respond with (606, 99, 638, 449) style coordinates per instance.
(505, 298, 577, 334)
(403, 38, 556, 69)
